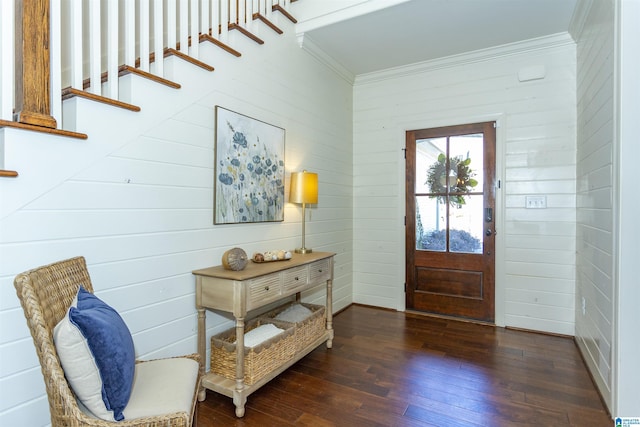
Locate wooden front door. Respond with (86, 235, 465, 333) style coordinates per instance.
(406, 122, 496, 322)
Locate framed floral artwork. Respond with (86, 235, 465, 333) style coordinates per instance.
(214, 106, 285, 224)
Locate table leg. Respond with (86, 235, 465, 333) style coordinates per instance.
(196, 306, 206, 401)
(233, 394, 247, 418)
(326, 278, 333, 348)
(234, 316, 246, 416)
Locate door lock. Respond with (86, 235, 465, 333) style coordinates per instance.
(485, 207, 493, 222)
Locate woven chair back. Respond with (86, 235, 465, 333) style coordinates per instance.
(14, 256, 93, 426)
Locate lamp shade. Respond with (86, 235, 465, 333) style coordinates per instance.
(289, 171, 318, 204)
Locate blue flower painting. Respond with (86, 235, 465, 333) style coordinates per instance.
(214, 107, 285, 224)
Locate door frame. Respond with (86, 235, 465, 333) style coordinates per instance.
(398, 114, 506, 326)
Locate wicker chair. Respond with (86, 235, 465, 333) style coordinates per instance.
(14, 256, 201, 427)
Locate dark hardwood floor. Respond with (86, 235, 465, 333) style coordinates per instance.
(196, 304, 612, 426)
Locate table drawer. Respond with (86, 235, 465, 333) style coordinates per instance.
(248, 273, 281, 309)
(308, 259, 331, 284)
(282, 265, 309, 294)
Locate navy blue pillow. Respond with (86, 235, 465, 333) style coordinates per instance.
(69, 286, 135, 421)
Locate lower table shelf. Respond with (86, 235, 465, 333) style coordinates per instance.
(200, 330, 332, 417)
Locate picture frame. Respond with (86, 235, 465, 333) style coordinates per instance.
(214, 106, 286, 224)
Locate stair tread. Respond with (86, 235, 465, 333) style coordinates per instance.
(62, 88, 141, 112)
(165, 48, 215, 71)
(0, 119, 88, 139)
(199, 34, 242, 57)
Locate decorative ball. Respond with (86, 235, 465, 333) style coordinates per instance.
(253, 253, 264, 262)
(221, 248, 248, 271)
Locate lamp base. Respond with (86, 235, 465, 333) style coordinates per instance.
(295, 248, 313, 254)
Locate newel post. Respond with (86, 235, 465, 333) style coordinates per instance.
(14, 0, 57, 129)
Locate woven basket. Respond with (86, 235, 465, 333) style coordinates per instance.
(210, 318, 295, 385)
(263, 303, 326, 352)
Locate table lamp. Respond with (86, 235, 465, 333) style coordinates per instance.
(289, 170, 318, 254)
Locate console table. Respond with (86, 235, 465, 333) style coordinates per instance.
(192, 251, 335, 417)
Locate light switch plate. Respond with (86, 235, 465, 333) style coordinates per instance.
(525, 195, 547, 209)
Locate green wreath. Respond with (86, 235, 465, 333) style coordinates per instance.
(425, 153, 478, 206)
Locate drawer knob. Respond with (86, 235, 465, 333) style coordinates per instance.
(295, 276, 299, 281)
(318, 269, 323, 273)
(265, 286, 270, 291)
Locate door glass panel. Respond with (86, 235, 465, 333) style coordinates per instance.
(449, 194, 483, 254)
(416, 195, 446, 251)
(450, 133, 483, 193)
(415, 133, 484, 253)
(415, 137, 447, 194)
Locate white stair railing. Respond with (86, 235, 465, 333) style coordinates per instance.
(106, 0, 119, 100)
(190, 0, 200, 58)
(68, 0, 84, 90)
(0, 0, 295, 132)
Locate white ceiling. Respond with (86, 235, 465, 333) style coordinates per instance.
(298, 0, 578, 76)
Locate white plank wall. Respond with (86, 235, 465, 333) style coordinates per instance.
(353, 38, 577, 335)
(572, 0, 615, 410)
(616, 0, 640, 416)
(0, 21, 353, 426)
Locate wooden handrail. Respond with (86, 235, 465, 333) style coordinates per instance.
(14, 0, 57, 129)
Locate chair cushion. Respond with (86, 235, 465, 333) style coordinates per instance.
(53, 286, 135, 421)
(122, 357, 199, 420)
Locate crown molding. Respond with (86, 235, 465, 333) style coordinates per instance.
(297, 33, 355, 84)
(568, 0, 594, 41)
(354, 32, 576, 86)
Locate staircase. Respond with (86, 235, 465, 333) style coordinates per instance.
(0, 0, 298, 181)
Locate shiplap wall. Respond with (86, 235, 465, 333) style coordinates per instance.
(572, 0, 615, 410)
(616, 0, 640, 415)
(0, 23, 353, 425)
(353, 37, 577, 335)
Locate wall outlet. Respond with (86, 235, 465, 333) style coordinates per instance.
(525, 195, 547, 209)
